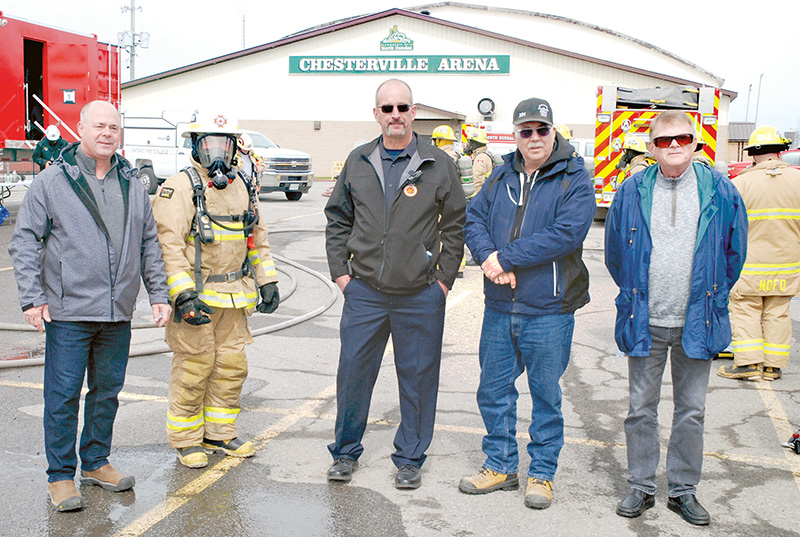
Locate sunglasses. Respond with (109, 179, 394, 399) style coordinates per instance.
(516, 125, 553, 138)
(379, 104, 411, 113)
(652, 133, 694, 148)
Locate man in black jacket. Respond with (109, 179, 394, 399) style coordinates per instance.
(324, 78, 466, 489)
(32, 125, 68, 171)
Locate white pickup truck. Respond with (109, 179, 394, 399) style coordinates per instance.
(121, 111, 313, 200)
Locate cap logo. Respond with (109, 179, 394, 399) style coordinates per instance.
(538, 104, 550, 118)
(518, 111, 526, 119)
(214, 115, 228, 128)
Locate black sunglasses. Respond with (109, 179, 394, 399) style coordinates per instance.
(379, 104, 411, 113)
(652, 133, 694, 148)
(516, 125, 553, 138)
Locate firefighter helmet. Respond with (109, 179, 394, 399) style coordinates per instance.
(554, 124, 572, 141)
(45, 125, 61, 141)
(744, 125, 791, 153)
(432, 125, 457, 142)
(623, 135, 647, 154)
(694, 128, 705, 150)
(238, 133, 254, 152)
(466, 127, 488, 145)
(182, 113, 240, 138)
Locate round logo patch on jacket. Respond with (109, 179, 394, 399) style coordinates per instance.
(403, 185, 418, 197)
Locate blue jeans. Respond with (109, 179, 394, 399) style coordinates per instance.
(328, 279, 446, 468)
(477, 308, 574, 481)
(44, 321, 131, 482)
(624, 325, 713, 497)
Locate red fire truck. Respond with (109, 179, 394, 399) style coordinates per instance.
(0, 12, 120, 174)
(593, 85, 721, 215)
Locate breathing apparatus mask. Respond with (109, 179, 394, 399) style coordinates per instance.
(192, 134, 237, 189)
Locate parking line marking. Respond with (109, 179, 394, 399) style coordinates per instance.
(755, 381, 800, 492)
(270, 211, 323, 223)
(112, 384, 337, 537)
(0, 266, 13, 272)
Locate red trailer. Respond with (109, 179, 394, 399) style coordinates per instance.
(0, 12, 120, 173)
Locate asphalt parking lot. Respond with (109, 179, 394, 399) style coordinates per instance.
(0, 182, 799, 537)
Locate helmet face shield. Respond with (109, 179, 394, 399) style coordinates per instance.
(194, 134, 236, 168)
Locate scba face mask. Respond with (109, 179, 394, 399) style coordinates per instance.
(192, 134, 237, 189)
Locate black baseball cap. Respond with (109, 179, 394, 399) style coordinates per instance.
(513, 98, 554, 126)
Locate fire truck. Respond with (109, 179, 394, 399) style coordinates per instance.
(593, 85, 721, 213)
(0, 12, 120, 175)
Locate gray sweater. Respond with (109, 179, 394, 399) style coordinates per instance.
(648, 164, 699, 327)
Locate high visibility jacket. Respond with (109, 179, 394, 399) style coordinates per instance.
(152, 160, 278, 309)
(732, 159, 800, 296)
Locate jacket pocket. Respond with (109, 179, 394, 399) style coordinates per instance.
(614, 290, 635, 353)
(706, 287, 731, 356)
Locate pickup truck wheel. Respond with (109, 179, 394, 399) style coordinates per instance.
(285, 192, 302, 201)
(139, 167, 158, 195)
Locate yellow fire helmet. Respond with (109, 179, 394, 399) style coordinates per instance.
(554, 124, 572, 141)
(745, 125, 791, 151)
(467, 127, 488, 144)
(432, 125, 457, 141)
(183, 112, 241, 138)
(623, 134, 647, 153)
(694, 128, 705, 150)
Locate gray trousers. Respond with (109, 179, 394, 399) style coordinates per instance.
(624, 325, 713, 497)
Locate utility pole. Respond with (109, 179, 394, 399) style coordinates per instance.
(754, 73, 764, 126)
(120, 1, 146, 81)
(129, 0, 136, 79)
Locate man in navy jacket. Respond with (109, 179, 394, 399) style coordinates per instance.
(605, 111, 747, 526)
(460, 98, 595, 509)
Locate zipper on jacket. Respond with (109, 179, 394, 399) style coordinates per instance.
(552, 261, 558, 297)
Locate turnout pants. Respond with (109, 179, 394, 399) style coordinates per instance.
(729, 292, 792, 368)
(328, 279, 446, 468)
(166, 307, 251, 448)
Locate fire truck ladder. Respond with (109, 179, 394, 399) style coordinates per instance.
(28, 93, 80, 141)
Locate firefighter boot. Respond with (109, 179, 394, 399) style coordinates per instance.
(717, 363, 762, 380)
(177, 446, 209, 468)
(201, 437, 256, 458)
(763, 367, 782, 381)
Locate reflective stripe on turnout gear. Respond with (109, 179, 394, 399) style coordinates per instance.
(764, 342, 791, 356)
(198, 289, 257, 309)
(204, 405, 241, 424)
(747, 208, 800, 220)
(167, 271, 195, 299)
(167, 411, 204, 431)
(740, 261, 800, 275)
(732, 339, 763, 353)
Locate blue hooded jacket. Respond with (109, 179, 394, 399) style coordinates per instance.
(604, 162, 748, 359)
(464, 135, 595, 315)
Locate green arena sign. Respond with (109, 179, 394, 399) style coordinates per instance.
(289, 56, 510, 74)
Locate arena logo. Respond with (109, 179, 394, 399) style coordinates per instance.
(380, 25, 413, 51)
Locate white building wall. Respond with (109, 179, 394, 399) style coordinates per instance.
(122, 13, 731, 177)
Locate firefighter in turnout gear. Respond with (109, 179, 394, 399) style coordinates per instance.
(152, 113, 280, 468)
(719, 126, 800, 382)
(465, 127, 494, 195)
(432, 125, 460, 163)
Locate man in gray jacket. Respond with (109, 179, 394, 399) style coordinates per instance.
(9, 100, 170, 512)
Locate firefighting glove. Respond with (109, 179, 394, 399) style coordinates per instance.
(174, 290, 215, 325)
(256, 282, 280, 314)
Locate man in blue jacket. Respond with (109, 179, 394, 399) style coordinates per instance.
(605, 111, 747, 526)
(460, 98, 595, 509)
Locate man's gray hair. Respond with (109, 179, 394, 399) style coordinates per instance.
(650, 110, 694, 137)
(375, 79, 413, 106)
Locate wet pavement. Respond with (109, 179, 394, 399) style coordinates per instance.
(0, 184, 799, 536)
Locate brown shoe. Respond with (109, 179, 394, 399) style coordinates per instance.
(49, 480, 83, 512)
(80, 463, 135, 492)
(524, 478, 553, 509)
(458, 467, 519, 494)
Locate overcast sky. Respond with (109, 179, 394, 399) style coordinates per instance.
(4, 0, 799, 132)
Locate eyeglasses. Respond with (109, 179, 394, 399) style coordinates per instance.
(378, 104, 411, 113)
(516, 125, 553, 138)
(652, 133, 694, 148)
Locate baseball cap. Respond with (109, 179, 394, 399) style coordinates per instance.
(513, 98, 553, 126)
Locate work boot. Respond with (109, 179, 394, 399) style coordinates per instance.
(458, 467, 519, 494)
(201, 437, 256, 458)
(80, 464, 135, 492)
(717, 363, 762, 380)
(177, 445, 209, 468)
(48, 480, 83, 512)
(763, 367, 782, 381)
(524, 478, 553, 509)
